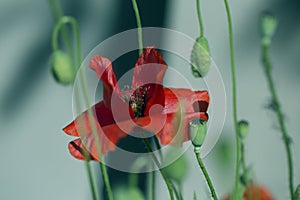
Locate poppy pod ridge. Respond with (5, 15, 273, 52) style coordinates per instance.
(63, 47, 210, 161)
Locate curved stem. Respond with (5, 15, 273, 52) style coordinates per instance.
(142, 138, 175, 200)
(194, 150, 218, 200)
(223, 0, 240, 197)
(261, 44, 295, 200)
(52, 16, 100, 200)
(52, 16, 114, 200)
(131, 0, 143, 55)
(49, 0, 73, 57)
(196, 0, 204, 37)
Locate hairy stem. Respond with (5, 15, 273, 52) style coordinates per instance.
(194, 150, 218, 200)
(240, 142, 252, 200)
(261, 43, 294, 200)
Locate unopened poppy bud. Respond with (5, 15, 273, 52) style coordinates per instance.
(189, 118, 207, 147)
(51, 50, 75, 85)
(190, 36, 211, 77)
(114, 185, 145, 200)
(162, 149, 188, 183)
(295, 184, 300, 200)
(261, 12, 278, 46)
(238, 120, 249, 139)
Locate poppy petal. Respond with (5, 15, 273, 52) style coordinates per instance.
(163, 88, 209, 114)
(132, 47, 167, 87)
(63, 101, 115, 137)
(132, 47, 168, 116)
(244, 185, 274, 200)
(90, 55, 119, 109)
(68, 124, 128, 161)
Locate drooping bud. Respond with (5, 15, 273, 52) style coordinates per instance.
(295, 184, 300, 200)
(51, 50, 75, 85)
(162, 149, 188, 183)
(190, 36, 211, 77)
(238, 120, 249, 140)
(189, 118, 207, 147)
(261, 12, 278, 46)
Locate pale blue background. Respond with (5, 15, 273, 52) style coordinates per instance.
(0, 0, 299, 199)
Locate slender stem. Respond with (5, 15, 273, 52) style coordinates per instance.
(131, 0, 143, 55)
(147, 167, 155, 200)
(240, 142, 252, 200)
(223, 0, 240, 197)
(85, 161, 100, 200)
(196, 0, 204, 37)
(52, 16, 114, 200)
(261, 44, 295, 200)
(194, 149, 218, 200)
(153, 136, 163, 162)
(142, 138, 175, 200)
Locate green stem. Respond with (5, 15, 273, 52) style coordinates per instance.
(153, 136, 163, 162)
(131, 0, 143, 55)
(261, 43, 295, 200)
(142, 138, 175, 200)
(194, 149, 218, 200)
(49, 0, 73, 58)
(148, 167, 155, 200)
(223, 0, 240, 197)
(52, 16, 114, 200)
(196, 0, 204, 37)
(85, 160, 100, 200)
(240, 142, 252, 200)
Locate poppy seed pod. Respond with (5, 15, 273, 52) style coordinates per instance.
(190, 36, 211, 77)
(189, 118, 207, 147)
(261, 12, 278, 46)
(51, 50, 75, 85)
(238, 120, 249, 139)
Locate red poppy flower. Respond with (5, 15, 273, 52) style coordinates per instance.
(223, 184, 274, 200)
(63, 47, 210, 161)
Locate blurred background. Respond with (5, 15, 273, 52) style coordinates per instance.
(0, 0, 299, 199)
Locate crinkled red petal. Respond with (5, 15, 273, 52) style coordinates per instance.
(63, 101, 114, 137)
(67, 111, 207, 161)
(163, 88, 209, 114)
(132, 47, 167, 116)
(90, 55, 119, 109)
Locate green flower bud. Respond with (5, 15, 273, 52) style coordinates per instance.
(189, 118, 207, 147)
(114, 185, 145, 200)
(162, 149, 188, 183)
(190, 36, 211, 77)
(295, 184, 300, 200)
(238, 120, 249, 139)
(51, 50, 75, 85)
(261, 12, 278, 46)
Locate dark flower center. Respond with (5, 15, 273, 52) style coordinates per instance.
(129, 85, 150, 118)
